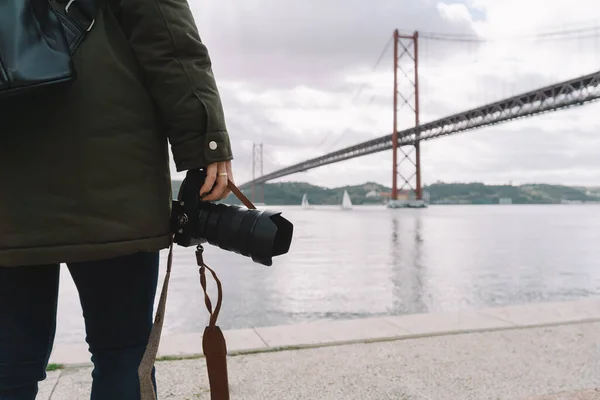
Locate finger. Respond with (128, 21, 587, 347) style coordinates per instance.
(218, 180, 231, 200)
(212, 161, 233, 200)
(219, 184, 231, 200)
(202, 175, 227, 201)
(203, 163, 228, 201)
(219, 162, 234, 199)
(200, 163, 218, 198)
(226, 161, 234, 182)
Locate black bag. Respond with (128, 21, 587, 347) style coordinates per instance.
(0, 0, 103, 100)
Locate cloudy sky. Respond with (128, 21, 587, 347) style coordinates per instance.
(170, 0, 600, 188)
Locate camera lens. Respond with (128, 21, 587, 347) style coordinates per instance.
(193, 203, 293, 266)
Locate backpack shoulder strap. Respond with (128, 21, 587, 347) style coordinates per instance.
(67, 0, 104, 19)
(51, 0, 105, 53)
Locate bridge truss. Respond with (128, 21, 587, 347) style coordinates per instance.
(239, 69, 600, 191)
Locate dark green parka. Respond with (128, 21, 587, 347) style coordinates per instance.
(0, 0, 233, 267)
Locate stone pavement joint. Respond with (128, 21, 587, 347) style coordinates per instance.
(524, 389, 600, 399)
(42, 319, 600, 400)
(49, 296, 600, 366)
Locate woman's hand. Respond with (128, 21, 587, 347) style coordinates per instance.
(199, 161, 234, 201)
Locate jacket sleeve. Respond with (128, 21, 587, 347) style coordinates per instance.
(114, 0, 233, 171)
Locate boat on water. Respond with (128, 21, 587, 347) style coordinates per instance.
(341, 190, 353, 210)
(301, 193, 313, 209)
(387, 199, 428, 209)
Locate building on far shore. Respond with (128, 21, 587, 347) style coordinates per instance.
(499, 197, 512, 205)
(379, 190, 430, 204)
(365, 189, 380, 198)
(379, 190, 410, 202)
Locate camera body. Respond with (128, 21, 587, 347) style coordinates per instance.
(171, 169, 293, 266)
(171, 169, 207, 248)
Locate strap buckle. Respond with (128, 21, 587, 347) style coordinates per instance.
(64, 0, 95, 31)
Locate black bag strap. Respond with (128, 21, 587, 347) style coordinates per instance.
(65, 0, 104, 21)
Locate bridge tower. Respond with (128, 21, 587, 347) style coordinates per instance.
(252, 143, 264, 203)
(392, 30, 422, 200)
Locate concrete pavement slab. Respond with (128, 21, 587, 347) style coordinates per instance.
(48, 297, 600, 366)
(36, 370, 62, 400)
(478, 297, 600, 327)
(43, 321, 600, 399)
(254, 316, 410, 348)
(384, 309, 514, 335)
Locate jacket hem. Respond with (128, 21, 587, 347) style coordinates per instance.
(0, 234, 172, 267)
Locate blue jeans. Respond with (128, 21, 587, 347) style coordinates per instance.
(0, 252, 159, 400)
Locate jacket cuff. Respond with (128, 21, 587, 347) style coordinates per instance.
(172, 130, 233, 172)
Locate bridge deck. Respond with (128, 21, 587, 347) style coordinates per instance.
(240, 70, 600, 189)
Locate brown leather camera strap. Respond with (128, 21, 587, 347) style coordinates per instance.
(139, 181, 255, 400)
(227, 181, 256, 209)
(197, 247, 229, 399)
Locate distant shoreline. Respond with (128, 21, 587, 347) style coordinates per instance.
(171, 180, 600, 207)
(252, 202, 600, 206)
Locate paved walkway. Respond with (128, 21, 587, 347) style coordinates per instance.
(41, 297, 600, 399)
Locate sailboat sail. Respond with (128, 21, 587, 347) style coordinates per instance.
(341, 190, 353, 210)
(301, 193, 310, 208)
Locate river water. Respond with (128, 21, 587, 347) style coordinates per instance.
(55, 204, 600, 344)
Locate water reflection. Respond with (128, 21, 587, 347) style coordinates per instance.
(55, 204, 600, 344)
(389, 214, 428, 315)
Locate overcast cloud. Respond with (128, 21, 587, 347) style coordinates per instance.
(169, 0, 600, 189)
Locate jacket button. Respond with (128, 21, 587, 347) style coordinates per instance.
(209, 141, 218, 150)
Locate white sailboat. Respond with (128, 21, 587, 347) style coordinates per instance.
(341, 189, 353, 210)
(301, 193, 312, 209)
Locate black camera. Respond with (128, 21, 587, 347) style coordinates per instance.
(171, 169, 293, 266)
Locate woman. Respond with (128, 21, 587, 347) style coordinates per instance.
(0, 0, 233, 398)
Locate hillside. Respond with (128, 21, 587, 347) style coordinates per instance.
(248, 181, 388, 206)
(171, 180, 387, 206)
(426, 182, 600, 204)
(170, 180, 600, 206)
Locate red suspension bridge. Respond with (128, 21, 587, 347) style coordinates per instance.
(238, 27, 600, 202)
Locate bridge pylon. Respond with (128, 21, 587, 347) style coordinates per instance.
(392, 29, 422, 200)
